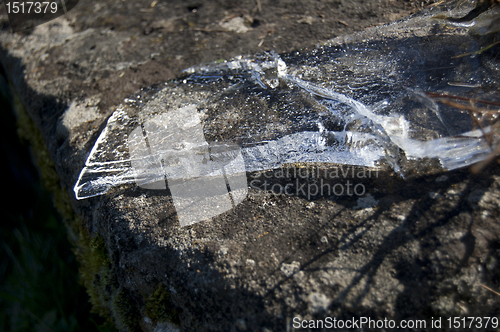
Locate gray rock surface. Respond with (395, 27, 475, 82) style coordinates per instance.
(2, 0, 500, 331)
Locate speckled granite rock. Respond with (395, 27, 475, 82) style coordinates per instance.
(2, 0, 500, 331)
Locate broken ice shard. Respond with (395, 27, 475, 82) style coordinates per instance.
(128, 104, 247, 226)
(74, 1, 500, 200)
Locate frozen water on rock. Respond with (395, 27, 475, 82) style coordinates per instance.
(74, 2, 500, 199)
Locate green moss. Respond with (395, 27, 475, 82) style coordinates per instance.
(77, 232, 114, 320)
(11, 83, 167, 331)
(12, 84, 79, 243)
(112, 287, 141, 331)
(10, 84, 131, 330)
(79, 231, 141, 331)
(79, 226, 140, 331)
(145, 284, 180, 325)
(78, 231, 142, 331)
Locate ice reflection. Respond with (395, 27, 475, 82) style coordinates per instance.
(74, 1, 500, 206)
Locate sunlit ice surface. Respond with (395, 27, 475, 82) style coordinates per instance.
(74, 1, 500, 206)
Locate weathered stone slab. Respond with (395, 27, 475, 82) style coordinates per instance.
(2, 0, 500, 331)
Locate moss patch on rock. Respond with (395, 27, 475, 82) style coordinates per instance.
(10, 82, 143, 331)
(112, 287, 141, 331)
(145, 284, 180, 325)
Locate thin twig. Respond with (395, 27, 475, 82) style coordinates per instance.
(426, 92, 500, 172)
(481, 284, 500, 297)
(424, 92, 500, 107)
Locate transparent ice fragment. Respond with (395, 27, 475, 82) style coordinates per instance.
(128, 105, 247, 226)
(74, 1, 500, 209)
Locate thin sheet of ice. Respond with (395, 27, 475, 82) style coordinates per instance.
(74, 2, 500, 199)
